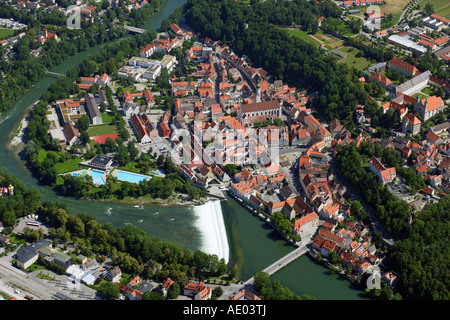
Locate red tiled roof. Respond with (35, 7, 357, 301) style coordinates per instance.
(389, 57, 418, 74)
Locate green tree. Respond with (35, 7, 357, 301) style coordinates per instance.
(99, 281, 119, 300)
(77, 115, 91, 132)
(253, 271, 271, 294)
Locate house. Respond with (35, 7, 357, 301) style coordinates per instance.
(228, 289, 261, 300)
(143, 90, 155, 106)
(401, 113, 421, 136)
(107, 266, 122, 283)
(426, 130, 443, 145)
(394, 71, 431, 97)
(169, 23, 183, 36)
(292, 211, 319, 238)
(0, 234, 10, 245)
(162, 278, 175, 295)
(369, 72, 391, 88)
(183, 281, 212, 300)
(369, 156, 396, 184)
(63, 122, 80, 146)
(119, 283, 142, 300)
(382, 272, 398, 287)
(131, 114, 152, 144)
(39, 246, 73, 269)
(388, 57, 419, 77)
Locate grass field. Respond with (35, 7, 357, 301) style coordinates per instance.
(281, 28, 344, 49)
(336, 45, 373, 71)
(420, 0, 450, 19)
(282, 28, 322, 46)
(0, 28, 14, 40)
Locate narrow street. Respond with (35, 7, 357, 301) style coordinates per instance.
(330, 158, 396, 247)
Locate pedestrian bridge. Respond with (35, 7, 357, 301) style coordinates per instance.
(124, 25, 146, 34)
(44, 69, 64, 78)
(244, 246, 309, 285)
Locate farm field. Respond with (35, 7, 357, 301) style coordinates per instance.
(380, 0, 411, 15)
(420, 0, 450, 18)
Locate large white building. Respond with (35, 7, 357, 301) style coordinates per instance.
(394, 70, 431, 97)
(118, 55, 177, 81)
(388, 35, 427, 55)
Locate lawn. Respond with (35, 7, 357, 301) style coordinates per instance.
(411, 92, 428, 100)
(281, 28, 344, 49)
(281, 28, 322, 47)
(336, 45, 373, 71)
(0, 28, 14, 40)
(101, 112, 116, 125)
(422, 86, 438, 96)
(55, 157, 84, 174)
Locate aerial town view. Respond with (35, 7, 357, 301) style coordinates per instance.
(0, 0, 448, 313)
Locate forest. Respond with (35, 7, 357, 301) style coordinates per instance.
(386, 196, 449, 300)
(183, 0, 369, 128)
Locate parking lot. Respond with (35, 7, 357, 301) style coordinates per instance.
(0, 18, 27, 30)
(15, 216, 49, 236)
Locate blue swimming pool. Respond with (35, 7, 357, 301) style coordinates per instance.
(115, 171, 149, 184)
(89, 170, 106, 185)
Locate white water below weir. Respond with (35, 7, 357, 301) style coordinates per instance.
(193, 200, 230, 263)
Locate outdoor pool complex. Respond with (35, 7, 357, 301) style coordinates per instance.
(73, 170, 105, 185)
(115, 171, 150, 184)
(89, 170, 106, 185)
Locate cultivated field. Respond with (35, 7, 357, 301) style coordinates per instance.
(420, 0, 450, 18)
(380, 0, 412, 15)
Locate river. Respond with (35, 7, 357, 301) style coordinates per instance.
(0, 0, 366, 300)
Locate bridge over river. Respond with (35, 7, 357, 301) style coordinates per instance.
(244, 245, 310, 286)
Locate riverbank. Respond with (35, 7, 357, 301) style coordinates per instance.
(9, 100, 36, 148)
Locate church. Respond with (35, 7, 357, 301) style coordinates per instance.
(238, 100, 282, 126)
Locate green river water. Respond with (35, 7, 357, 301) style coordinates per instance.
(0, 0, 366, 299)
